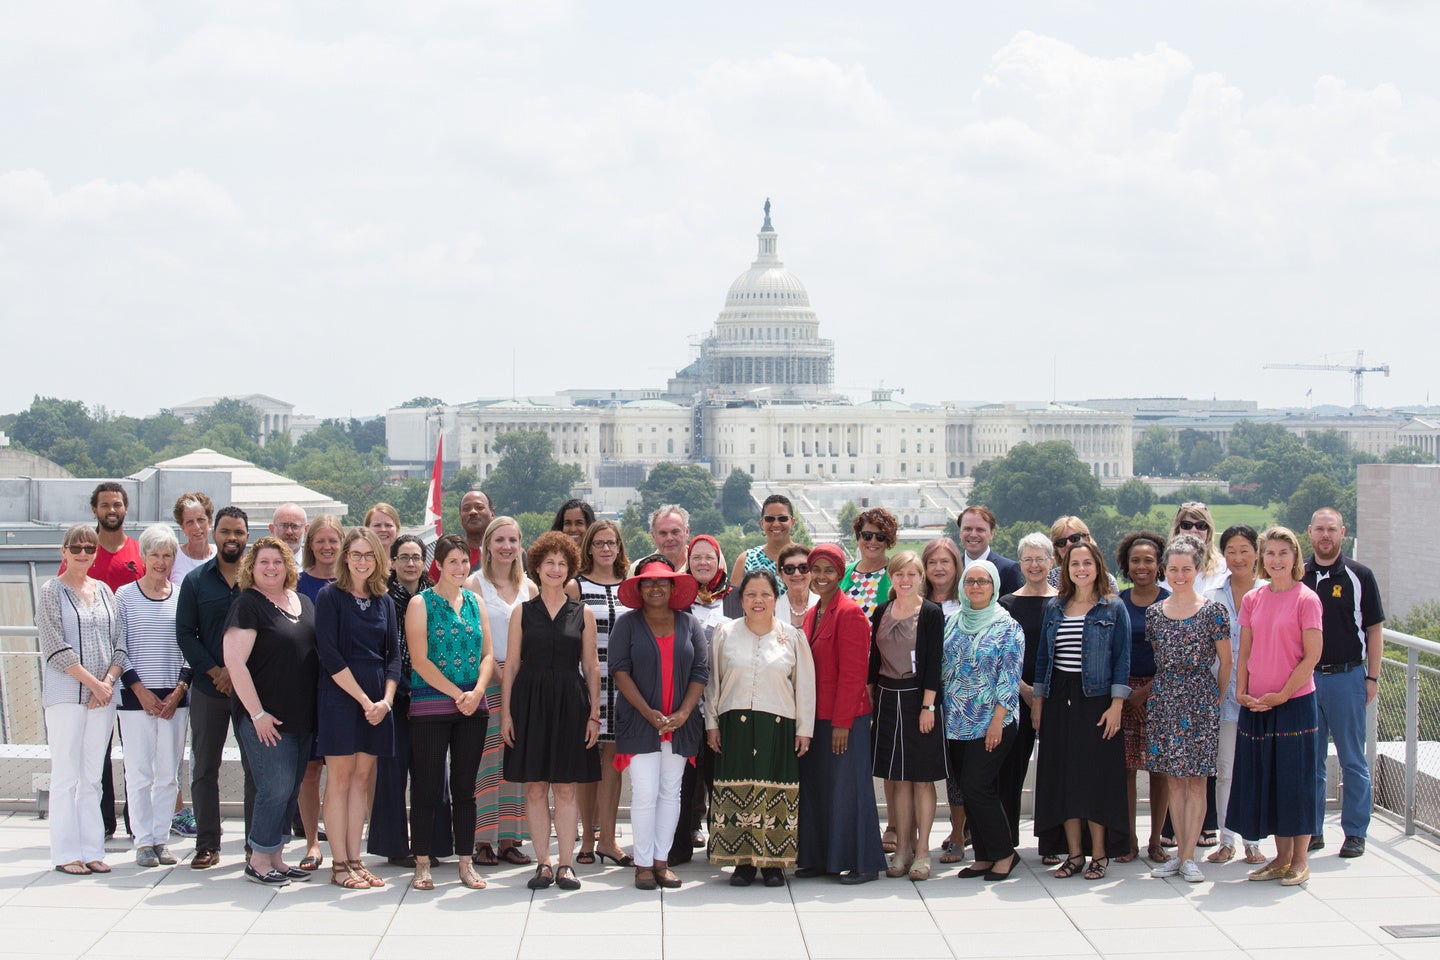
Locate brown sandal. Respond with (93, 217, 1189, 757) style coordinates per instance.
(84, 860, 111, 874)
(55, 861, 91, 876)
(472, 842, 499, 866)
(348, 859, 383, 888)
(331, 863, 368, 889)
(411, 864, 435, 890)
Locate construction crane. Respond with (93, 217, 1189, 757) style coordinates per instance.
(1262, 350, 1390, 407)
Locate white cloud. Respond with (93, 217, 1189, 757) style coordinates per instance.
(0, 169, 240, 223)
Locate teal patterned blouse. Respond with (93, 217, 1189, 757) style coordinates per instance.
(410, 588, 485, 719)
(941, 611, 1025, 741)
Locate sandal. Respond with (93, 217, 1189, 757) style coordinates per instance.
(885, 852, 914, 878)
(55, 861, 90, 876)
(554, 864, 581, 890)
(458, 861, 486, 889)
(1115, 848, 1140, 863)
(499, 844, 533, 865)
(527, 863, 554, 889)
(84, 861, 111, 874)
(412, 863, 434, 891)
(1243, 842, 1267, 864)
(1197, 830, 1219, 847)
(1147, 842, 1171, 864)
(299, 854, 323, 871)
(908, 856, 932, 881)
(331, 863, 368, 889)
(472, 843, 499, 866)
(575, 851, 596, 864)
(595, 848, 634, 867)
(1206, 844, 1236, 864)
(881, 828, 898, 854)
(348, 860, 383, 888)
(1084, 857, 1110, 880)
(938, 838, 964, 864)
(1041, 854, 1063, 866)
(1053, 854, 1085, 879)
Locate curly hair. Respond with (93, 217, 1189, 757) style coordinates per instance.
(852, 507, 898, 545)
(527, 530, 580, 584)
(239, 536, 299, 592)
(1115, 530, 1166, 579)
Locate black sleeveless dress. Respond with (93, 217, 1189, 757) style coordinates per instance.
(502, 596, 601, 784)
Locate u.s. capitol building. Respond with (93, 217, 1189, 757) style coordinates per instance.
(386, 202, 1133, 516)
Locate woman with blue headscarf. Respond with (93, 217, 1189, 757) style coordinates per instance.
(942, 560, 1025, 881)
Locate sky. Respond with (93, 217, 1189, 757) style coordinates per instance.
(3, 1, 1438, 420)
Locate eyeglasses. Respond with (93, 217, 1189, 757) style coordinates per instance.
(763, 514, 791, 524)
(1020, 556, 1049, 566)
(395, 553, 424, 564)
(274, 522, 304, 532)
(1053, 532, 1087, 550)
(591, 539, 619, 550)
(1178, 520, 1210, 532)
(858, 531, 888, 543)
(962, 578, 993, 588)
(779, 563, 809, 575)
(66, 544, 98, 555)
(349, 551, 377, 562)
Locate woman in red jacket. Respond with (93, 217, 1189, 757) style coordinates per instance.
(795, 543, 887, 884)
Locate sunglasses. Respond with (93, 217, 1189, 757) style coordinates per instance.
(762, 514, 791, 524)
(779, 563, 809, 575)
(66, 544, 98, 555)
(1178, 520, 1210, 532)
(1053, 532, 1087, 550)
(858, 530, 888, 543)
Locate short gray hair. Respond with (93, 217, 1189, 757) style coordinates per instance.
(1162, 533, 1207, 572)
(649, 504, 690, 530)
(139, 523, 179, 557)
(1016, 531, 1053, 559)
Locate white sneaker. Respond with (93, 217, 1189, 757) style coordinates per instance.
(1151, 857, 1180, 878)
(1180, 859, 1205, 883)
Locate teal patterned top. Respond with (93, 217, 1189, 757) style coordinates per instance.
(941, 610, 1024, 741)
(410, 587, 485, 719)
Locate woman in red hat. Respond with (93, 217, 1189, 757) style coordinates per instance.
(609, 555, 707, 889)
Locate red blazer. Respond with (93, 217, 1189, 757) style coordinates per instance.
(803, 592, 873, 728)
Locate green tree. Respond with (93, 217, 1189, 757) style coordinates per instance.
(691, 507, 727, 537)
(1281, 473, 1343, 532)
(1133, 426, 1179, 477)
(10, 396, 93, 457)
(255, 431, 294, 473)
(440, 467, 479, 529)
(194, 398, 262, 442)
(967, 441, 1103, 526)
(720, 469, 754, 525)
(1385, 445, 1433, 464)
(791, 513, 814, 548)
(515, 512, 553, 544)
(638, 462, 716, 518)
(1226, 421, 1288, 459)
(484, 430, 583, 516)
(1181, 437, 1224, 475)
(399, 396, 446, 408)
(1251, 438, 1330, 505)
(1115, 478, 1156, 517)
(620, 503, 651, 561)
(287, 445, 387, 514)
(837, 501, 860, 545)
(388, 476, 430, 525)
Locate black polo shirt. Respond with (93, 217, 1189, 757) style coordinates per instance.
(1301, 554, 1385, 666)
(176, 557, 242, 700)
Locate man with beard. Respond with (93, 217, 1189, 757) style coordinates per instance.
(176, 506, 252, 868)
(429, 489, 493, 580)
(268, 502, 308, 561)
(60, 482, 145, 839)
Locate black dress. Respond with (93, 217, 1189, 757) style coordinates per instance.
(502, 596, 601, 784)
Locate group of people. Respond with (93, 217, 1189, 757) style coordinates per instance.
(38, 481, 1384, 894)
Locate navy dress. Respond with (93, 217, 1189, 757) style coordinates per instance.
(314, 585, 401, 758)
(503, 597, 600, 784)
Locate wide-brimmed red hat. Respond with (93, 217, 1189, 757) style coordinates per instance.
(618, 557, 700, 610)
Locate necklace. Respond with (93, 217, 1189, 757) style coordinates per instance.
(354, 595, 372, 611)
(261, 591, 299, 622)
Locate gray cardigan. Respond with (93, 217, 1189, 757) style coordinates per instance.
(608, 608, 709, 758)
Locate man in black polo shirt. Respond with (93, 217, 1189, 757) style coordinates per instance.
(1302, 507, 1384, 859)
(176, 506, 252, 868)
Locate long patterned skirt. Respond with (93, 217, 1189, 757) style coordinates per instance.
(708, 709, 799, 868)
(474, 673, 529, 846)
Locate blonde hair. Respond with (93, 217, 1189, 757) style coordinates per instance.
(1259, 526, 1306, 583)
(335, 527, 389, 597)
(239, 537, 299, 592)
(364, 502, 401, 531)
(302, 514, 344, 570)
(1170, 501, 1221, 575)
(480, 516, 525, 591)
(886, 549, 924, 602)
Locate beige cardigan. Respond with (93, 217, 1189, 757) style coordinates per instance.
(703, 617, 816, 738)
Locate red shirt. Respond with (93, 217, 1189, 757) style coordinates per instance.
(58, 537, 146, 592)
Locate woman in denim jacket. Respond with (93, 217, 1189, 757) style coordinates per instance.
(1031, 541, 1131, 880)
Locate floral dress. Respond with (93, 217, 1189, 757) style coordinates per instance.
(1145, 601, 1229, 778)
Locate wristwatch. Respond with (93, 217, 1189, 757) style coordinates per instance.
(920, 704, 936, 712)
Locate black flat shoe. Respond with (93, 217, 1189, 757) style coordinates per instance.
(838, 870, 877, 885)
(527, 864, 554, 889)
(555, 865, 581, 890)
(729, 864, 757, 886)
(956, 865, 990, 879)
(793, 866, 825, 879)
(761, 867, 786, 887)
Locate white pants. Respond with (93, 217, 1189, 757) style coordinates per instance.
(118, 708, 189, 848)
(1216, 718, 1248, 846)
(628, 742, 687, 868)
(45, 703, 117, 865)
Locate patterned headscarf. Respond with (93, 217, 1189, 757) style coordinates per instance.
(688, 535, 731, 603)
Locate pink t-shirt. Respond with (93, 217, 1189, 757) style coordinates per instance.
(1239, 583, 1323, 698)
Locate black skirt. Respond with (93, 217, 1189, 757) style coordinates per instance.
(1033, 670, 1127, 840)
(870, 676, 947, 782)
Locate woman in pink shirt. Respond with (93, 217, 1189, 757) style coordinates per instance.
(1226, 527, 1323, 887)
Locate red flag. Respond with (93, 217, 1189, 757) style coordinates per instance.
(424, 437, 444, 535)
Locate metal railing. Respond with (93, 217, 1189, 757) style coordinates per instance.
(1371, 626, 1440, 837)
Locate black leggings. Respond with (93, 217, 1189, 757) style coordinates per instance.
(410, 711, 487, 858)
(948, 727, 1017, 863)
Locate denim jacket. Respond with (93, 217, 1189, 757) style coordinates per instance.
(1032, 595, 1132, 700)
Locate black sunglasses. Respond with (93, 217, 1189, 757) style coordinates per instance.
(1178, 520, 1210, 532)
(779, 563, 809, 575)
(762, 514, 791, 524)
(858, 530, 888, 542)
(1052, 532, 1087, 550)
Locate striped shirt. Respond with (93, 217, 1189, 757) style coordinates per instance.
(115, 581, 191, 709)
(1052, 614, 1084, 674)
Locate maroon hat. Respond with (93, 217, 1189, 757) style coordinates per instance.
(619, 558, 700, 610)
(806, 542, 848, 574)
